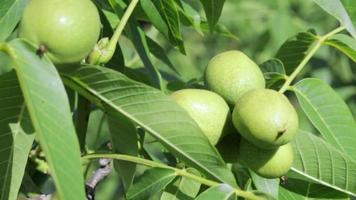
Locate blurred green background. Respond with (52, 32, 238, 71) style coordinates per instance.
(89, 0, 356, 199)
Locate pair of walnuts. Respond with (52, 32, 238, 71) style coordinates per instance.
(171, 51, 298, 178)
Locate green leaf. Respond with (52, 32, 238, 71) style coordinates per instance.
(127, 168, 176, 200)
(276, 32, 317, 74)
(161, 168, 201, 200)
(0, 0, 27, 41)
(279, 178, 349, 199)
(0, 71, 33, 200)
(176, 1, 203, 35)
(200, 0, 226, 31)
(291, 129, 356, 196)
(0, 51, 12, 75)
(260, 59, 286, 89)
(324, 34, 356, 62)
(313, 0, 356, 38)
(293, 78, 356, 161)
(6, 39, 85, 200)
(8, 123, 35, 200)
(195, 184, 236, 200)
(60, 65, 237, 186)
(108, 111, 138, 191)
(126, 20, 163, 89)
(141, 0, 185, 53)
(200, 22, 239, 41)
(341, 0, 356, 26)
(146, 36, 179, 74)
(250, 171, 279, 199)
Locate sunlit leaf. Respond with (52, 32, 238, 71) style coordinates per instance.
(6, 39, 85, 199)
(195, 184, 236, 200)
(60, 65, 237, 186)
(293, 78, 356, 160)
(291, 129, 356, 196)
(324, 34, 356, 62)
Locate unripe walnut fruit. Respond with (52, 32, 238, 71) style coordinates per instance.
(232, 88, 298, 149)
(204, 50, 265, 106)
(170, 89, 231, 145)
(239, 139, 294, 178)
(19, 0, 101, 65)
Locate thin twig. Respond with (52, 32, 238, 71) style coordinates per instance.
(85, 158, 112, 200)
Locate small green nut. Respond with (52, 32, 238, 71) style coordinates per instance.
(239, 139, 294, 178)
(232, 88, 298, 149)
(19, 0, 101, 65)
(170, 89, 231, 145)
(204, 50, 265, 106)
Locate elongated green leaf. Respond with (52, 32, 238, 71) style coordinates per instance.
(8, 123, 34, 200)
(195, 184, 236, 200)
(146, 36, 179, 74)
(250, 171, 279, 199)
(324, 34, 356, 62)
(60, 65, 237, 186)
(200, 0, 226, 31)
(0, 71, 32, 200)
(141, 0, 185, 53)
(291, 129, 356, 196)
(276, 32, 317, 74)
(127, 168, 176, 200)
(293, 78, 356, 160)
(0, 0, 27, 41)
(126, 20, 163, 89)
(161, 168, 201, 200)
(313, 0, 356, 38)
(177, 1, 203, 35)
(6, 39, 85, 200)
(108, 111, 138, 190)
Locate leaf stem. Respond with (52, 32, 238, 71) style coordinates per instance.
(83, 153, 263, 200)
(278, 26, 345, 93)
(87, 0, 139, 64)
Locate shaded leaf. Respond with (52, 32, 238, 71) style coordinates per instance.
(127, 168, 176, 200)
(291, 129, 356, 196)
(108, 111, 138, 191)
(276, 32, 317, 74)
(146, 36, 179, 74)
(260, 59, 286, 89)
(0, 0, 27, 41)
(6, 39, 85, 199)
(293, 78, 356, 161)
(324, 34, 356, 62)
(200, 0, 226, 31)
(60, 65, 237, 186)
(0, 71, 32, 200)
(279, 178, 349, 200)
(126, 20, 163, 89)
(141, 0, 185, 53)
(200, 22, 239, 41)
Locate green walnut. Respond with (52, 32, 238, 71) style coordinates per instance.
(204, 50, 265, 106)
(239, 139, 294, 178)
(170, 89, 231, 145)
(19, 0, 101, 65)
(232, 88, 298, 149)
